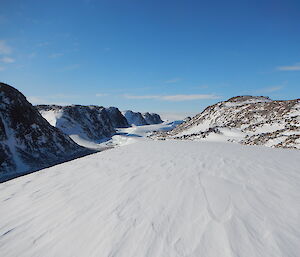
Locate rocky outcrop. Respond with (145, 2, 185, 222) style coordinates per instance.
(154, 96, 300, 149)
(142, 112, 163, 125)
(0, 83, 92, 182)
(122, 110, 148, 126)
(105, 107, 129, 128)
(123, 110, 163, 126)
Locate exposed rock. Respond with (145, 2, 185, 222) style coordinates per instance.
(142, 112, 163, 124)
(122, 110, 148, 126)
(153, 96, 300, 149)
(0, 83, 92, 182)
(105, 107, 129, 128)
(37, 105, 116, 141)
(123, 110, 163, 126)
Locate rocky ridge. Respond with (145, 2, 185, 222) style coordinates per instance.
(0, 83, 92, 182)
(123, 110, 163, 126)
(37, 105, 117, 141)
(153, 96, 300, 149)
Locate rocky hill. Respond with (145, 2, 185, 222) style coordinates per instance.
(37, 105, 117, 141)
(0, 83, 92, 182)
(123, 110, 163, 126)
(105, 107, 129, 128)
(142, 112, 163, 124)
(154, 96, 300, 149)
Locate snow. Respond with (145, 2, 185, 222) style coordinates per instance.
(223, 98, 272, 107)
(176, 120, 211, 137)
(70, 122, 177, 149)
(251, 123, 285, 134)
(39, 110, 63, 127)
(0, 113, 28, 173)
(1, 130, 300, 256)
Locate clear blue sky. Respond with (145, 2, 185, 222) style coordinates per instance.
(1, 0, 300, 117)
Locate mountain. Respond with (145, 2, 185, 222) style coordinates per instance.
(0, 83, 92, 182)
(37, 105, 116, 141)
(123, 110, 163, 126)
(142, 112, 163, 124)
(154, 95, 300, 149)
(105, 107, 129, 128)
(123, 110, 148, 126)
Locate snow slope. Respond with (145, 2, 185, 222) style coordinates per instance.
(0, 140, 299, 257)
(71, 122, 178, 150)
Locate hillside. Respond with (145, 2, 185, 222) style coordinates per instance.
(0, 83, 91, 182)
(154, 96, 300, 149)
(37, 105, 117, 141)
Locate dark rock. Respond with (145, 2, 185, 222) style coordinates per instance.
(0, 83, 93, 182)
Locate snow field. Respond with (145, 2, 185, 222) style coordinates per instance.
(0, 140, 299, 257)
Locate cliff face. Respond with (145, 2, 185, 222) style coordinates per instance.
(154, 96, 300, 149)
(123, 110, 163, 126)
(142, 112, 163, 125)
(0, 83, 91, 182)
(105, 107, 129, 128)
(37, 105, 116, 141)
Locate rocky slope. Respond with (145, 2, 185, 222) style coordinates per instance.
(142, 112, 163, 124)
(154, 96, 300, 149)
(105, 107, 129, 128)
(123, 110, 163, 126)
(37, 105, 116, 141)
(0, 83, 92, 182)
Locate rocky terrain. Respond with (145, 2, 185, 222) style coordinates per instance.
(153, 96, 300, 149)
(37, 105, 117, 141)
(105, 107, 129, 128)
(0, 83, 92, 182)
(142, 112, 163, 125)
(123, 110, 163, 126)
(38, 106, 162, 142)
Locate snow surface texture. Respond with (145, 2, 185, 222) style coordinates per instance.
(122, 110, 163, 126)
(0, 139, 299, 257)
(0, 83, 91, 181)
(154, 95, 300, 149)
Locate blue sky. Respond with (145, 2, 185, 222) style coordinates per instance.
(0, 0, 300, 118)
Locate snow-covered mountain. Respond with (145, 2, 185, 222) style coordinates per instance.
(142, 112, 163, 124)
(123, 110, 163, 126)
(0, 83, 91, 182)
(154, 95, 300, 149)
(37, 105, 117, 141)
(123, 110, 148, 126)
(37, 106, 162, 143)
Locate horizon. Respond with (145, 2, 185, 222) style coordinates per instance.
(1, 0, 300, 118)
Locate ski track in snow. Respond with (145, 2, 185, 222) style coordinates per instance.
(0, 124, 300, 257)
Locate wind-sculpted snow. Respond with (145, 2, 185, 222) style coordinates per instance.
(0, 83, 91, 182)
(154, 95, 300, 149)
(0, 140, 299, 257)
